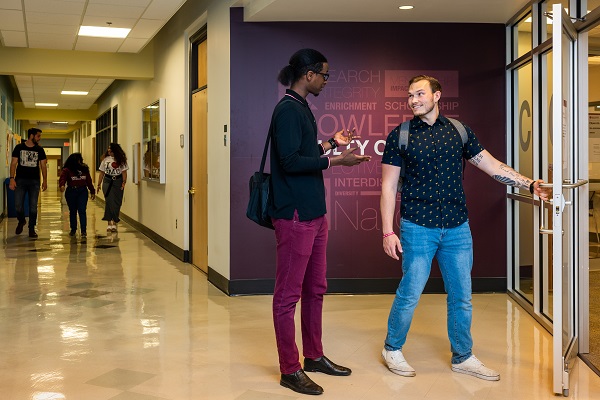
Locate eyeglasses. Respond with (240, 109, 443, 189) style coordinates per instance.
(314, 72, 329, 81)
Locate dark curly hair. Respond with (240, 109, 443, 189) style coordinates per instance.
(106, 143, 127, 166)
(63, 152, 89, 173)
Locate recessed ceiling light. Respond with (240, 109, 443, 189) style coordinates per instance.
(399, 5, 414, 10)
(35, 103, 58, 107)
(78, 26, 130, 38)
(61, 90, 88, 95)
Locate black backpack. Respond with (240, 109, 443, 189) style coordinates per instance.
(396, 118, 468, 192)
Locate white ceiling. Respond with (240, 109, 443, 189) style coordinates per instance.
(242, 0, 529, 23)
(3, 0, 600, 132)
(0, 0, 187, 124)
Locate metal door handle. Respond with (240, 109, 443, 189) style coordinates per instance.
(539, 198, 553, 234)
(538, 179, 588, 189)
(188, 187, 196, 195)
(538, 179, 587, 235)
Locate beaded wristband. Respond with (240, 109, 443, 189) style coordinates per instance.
(382, 232, 395, 239)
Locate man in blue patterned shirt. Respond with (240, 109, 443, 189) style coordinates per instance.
(379, 75, 550, 381)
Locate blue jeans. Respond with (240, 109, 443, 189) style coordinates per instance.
(385, 219, 473, 364)
(14, 178, 40, 229)
(65, 186, 89, 233)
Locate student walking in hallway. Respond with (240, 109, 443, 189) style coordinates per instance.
(59, 152, 96, 239)
(9, 127, 48, 238)
(97, 143, 128, 233)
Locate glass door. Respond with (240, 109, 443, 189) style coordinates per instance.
(544, 3, 587, 395)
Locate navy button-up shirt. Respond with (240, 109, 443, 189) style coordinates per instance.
(381, 115, 484, 228)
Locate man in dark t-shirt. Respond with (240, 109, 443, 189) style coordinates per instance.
(9, 128, 48, 238)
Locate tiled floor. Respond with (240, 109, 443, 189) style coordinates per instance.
(2, 187, 600, 399)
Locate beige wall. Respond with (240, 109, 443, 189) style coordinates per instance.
(93, 0, 233, 278)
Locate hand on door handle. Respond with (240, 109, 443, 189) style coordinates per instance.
(533, 180, 552, 201)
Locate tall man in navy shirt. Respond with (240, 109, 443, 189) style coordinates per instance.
(268, 48, 371, 396)
(379, 75, 551, 381)
(9, 128, 48, 238)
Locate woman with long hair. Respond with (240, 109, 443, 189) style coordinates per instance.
(97, 143, 128, 232)
(59, 152, 95, 238)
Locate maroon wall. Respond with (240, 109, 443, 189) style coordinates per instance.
(225, 8, 507, 294)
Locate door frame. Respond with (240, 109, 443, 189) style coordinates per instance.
(506, 1, 600, 396)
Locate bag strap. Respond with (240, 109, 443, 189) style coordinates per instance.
(259, 128, 271, 174)
(260, 97, 298, 173)
(446, 117, 468, 145)
(398, 121, 410, 179)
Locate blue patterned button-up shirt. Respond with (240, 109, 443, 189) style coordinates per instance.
(381, 115, 484, 228)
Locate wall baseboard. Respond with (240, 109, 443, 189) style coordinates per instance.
(95, 198, 186, 261)
(208, 267, 506, 296)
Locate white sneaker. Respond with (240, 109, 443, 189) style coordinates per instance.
(381, 348, 416, 377)
(451, 355, 500, 381)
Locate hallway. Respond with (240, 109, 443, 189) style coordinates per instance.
(2, 190, 600, 399)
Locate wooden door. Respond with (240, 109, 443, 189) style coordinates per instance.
(191, 89, 208, 272)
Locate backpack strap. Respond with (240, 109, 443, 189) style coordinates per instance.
(446, 117, 469, 179)
(446, 117, 468, 145)
(396, 121, 411, 192)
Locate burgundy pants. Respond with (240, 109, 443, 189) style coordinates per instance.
(272, 211, 328, 374)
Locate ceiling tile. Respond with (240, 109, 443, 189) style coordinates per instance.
(27, 23, 78, 35)
(129, 18, 162, 39)
(142, 0, 186, 20)
(88, 0, 151, 6)
(14, 76, 33, 86)
(28, 32, 75, 49)
(85, 3, 146, 19)
(33, 76, 66, 85)
(64, 77, 98, 89)
(75, 36, 123, 52)
(24, 0, 85, 15)
(1, 30, 27, 46)
(81, 16, 137, 29)
(0, 10, 24, 30)
(26, 12, 82, 25)
(118, 37, 146, 53)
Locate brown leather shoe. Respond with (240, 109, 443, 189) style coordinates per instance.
(280, 369, 323, 395)
(304, 356, 352, 376)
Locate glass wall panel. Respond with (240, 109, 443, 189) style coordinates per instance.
(513, 63, 536, 303)
(514, 14, 533, 59)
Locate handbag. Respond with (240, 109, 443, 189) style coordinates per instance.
(246, 129, 274, 229)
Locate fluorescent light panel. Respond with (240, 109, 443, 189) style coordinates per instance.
(399, 5, 414, 10)
(61, 90, 88, 95)
(52, 122, 69, 124)
(78, 26, 131, 39)
(35, 103, 58, 107)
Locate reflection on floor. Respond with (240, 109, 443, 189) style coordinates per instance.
(2, 188, 600, 399)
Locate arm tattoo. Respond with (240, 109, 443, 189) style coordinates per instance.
(468, 153, 483, 166)
(493, 164, 531, 190)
